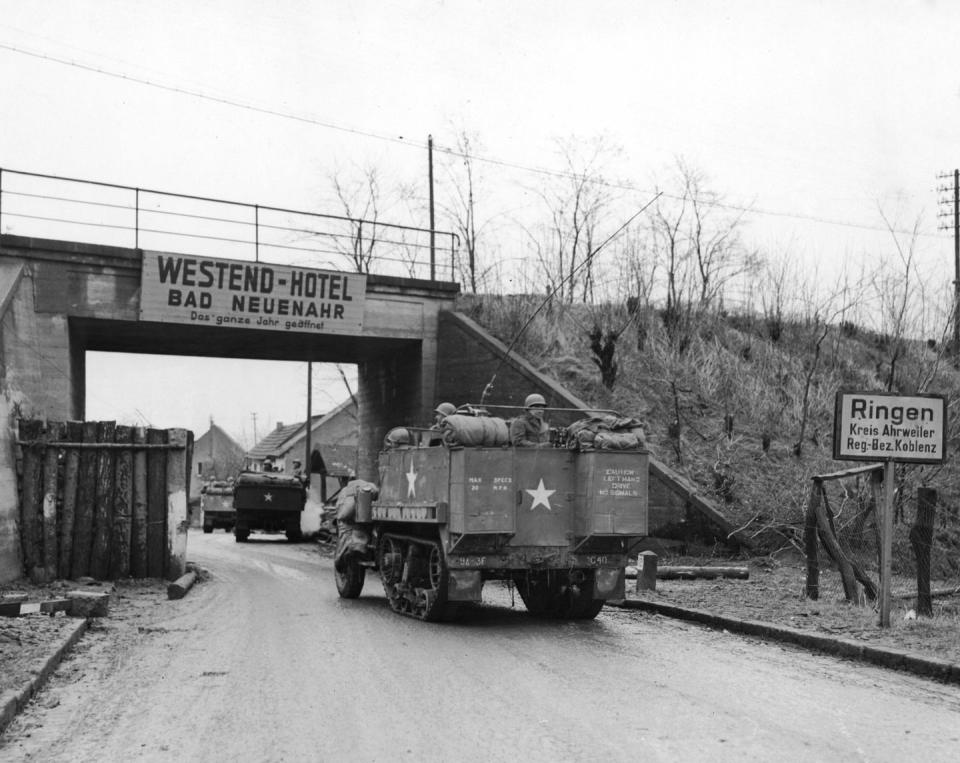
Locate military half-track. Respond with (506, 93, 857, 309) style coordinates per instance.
(233, 471, 306, 542)
(334, 409, 649, 621)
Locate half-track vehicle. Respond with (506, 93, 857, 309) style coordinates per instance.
(233, 471, 306, 542)
(334, 407, 648, 621)
(200, 480, 235, 533)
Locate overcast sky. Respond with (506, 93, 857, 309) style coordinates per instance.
(1, 1, 957, 447)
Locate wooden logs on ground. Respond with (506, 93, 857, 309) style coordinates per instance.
(167, 570, 197, 600)
(626, 565, 749, 581)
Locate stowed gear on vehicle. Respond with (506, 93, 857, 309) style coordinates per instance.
(334, 404, 649, 622)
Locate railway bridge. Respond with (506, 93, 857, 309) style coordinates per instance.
(0, 170, 738, 582)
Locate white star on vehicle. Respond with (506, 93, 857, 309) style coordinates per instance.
(263, 492, 273, 502)
(525, 479, 555, 511)
(406, 463, 417, 498)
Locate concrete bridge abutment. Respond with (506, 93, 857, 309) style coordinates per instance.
(0, 234, 458, 580)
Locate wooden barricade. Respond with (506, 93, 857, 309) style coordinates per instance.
(17, 419, 193, 583)
(803, 463, 882, 603)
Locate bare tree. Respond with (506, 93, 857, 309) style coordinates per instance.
(792, 286, 862, 456)
(872, 209, 926, 391)
(759, 252, 794, 342)
(437, 129, 493, 292)
(530, 136, 622, 304)
(329, 165, 383, 274)
(646, 159, 759, 348)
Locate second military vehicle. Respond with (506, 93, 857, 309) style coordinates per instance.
(233, 471, 306, 542)
(200, 480, 235, 533)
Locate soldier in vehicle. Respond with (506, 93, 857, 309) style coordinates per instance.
(292, 459, 307, 485)
(428, 402, 457, 445)
(432, 402, 457, 428)
(510, 393, 551, 447)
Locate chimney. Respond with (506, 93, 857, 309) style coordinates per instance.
(276, 422, 283, 430)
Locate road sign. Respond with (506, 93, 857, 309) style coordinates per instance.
(139, 251, 367, 335)
(833, 391, 947, 465)
(832, 390, 948, 628)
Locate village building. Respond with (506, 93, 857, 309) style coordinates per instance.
(191, 420, 246, 495)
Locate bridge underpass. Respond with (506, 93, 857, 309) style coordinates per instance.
(1, 233, 458, 479)
(0, 222, 741, 583)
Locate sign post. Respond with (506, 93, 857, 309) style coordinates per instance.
(879, 459, 895, 627)
(833, 391, 947, 628)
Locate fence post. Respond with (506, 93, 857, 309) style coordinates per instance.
(804, 480, 821, 599)
(90, 421, 116, 580)
(59, 421, 82, 579)
(18, 420, 44, 582)
(42, 422, 64, 582)
(71, 422, 99, 579)
(879, 459, 895, 627)
(165, 428, 189, 580)
(131, 427, 149, 578)
(146, 428, 167, 578)
(910, 487, 936, 617)
(111, 425, 134, 579)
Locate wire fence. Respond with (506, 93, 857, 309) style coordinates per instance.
(805, 465, 960, 613)
(0, 168, 459, 282)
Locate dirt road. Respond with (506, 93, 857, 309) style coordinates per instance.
(3, 530, 960, 762)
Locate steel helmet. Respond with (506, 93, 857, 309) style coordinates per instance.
(434, 402, 457, 417)
(524, 393, 546, 409)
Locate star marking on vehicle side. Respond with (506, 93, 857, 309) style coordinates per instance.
(263, 492, 273, 502)
(406, 463, 418, 499)
(525, 479, 555, 511)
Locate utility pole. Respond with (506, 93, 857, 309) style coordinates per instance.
(428, 134, 436, 281)
(251, 412, 258, 446)
(305, 362, 312, 487)
(937, 169, 960, 358)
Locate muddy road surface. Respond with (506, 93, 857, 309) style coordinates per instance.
(3, 530, 960, 762)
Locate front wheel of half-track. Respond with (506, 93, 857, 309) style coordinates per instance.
(335, 558, 366, 598)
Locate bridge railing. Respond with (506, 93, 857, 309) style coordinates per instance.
(0, 168, 459, 282)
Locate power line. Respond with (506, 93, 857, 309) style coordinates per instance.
(0, 39, 945, 241)
(0, 40, 412, 148)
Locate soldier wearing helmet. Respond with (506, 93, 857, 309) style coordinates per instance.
(427, 402, 457, 446)
(433, 402, 457, 427)
(510, 393, 551, 447)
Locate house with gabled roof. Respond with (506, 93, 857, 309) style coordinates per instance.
(190, 420, 246, 503)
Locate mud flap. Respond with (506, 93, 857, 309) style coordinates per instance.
(593, 567, 625, 600)
(334, 525, 370, 572)
(447, 570, 483, 601)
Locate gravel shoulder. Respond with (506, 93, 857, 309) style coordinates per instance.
(626, 555, 960, 666)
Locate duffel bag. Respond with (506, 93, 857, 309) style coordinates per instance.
(593, 431, 645, 450)
(442, 413, 510, 447)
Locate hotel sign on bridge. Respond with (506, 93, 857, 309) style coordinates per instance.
(833, 391, 947, 465)
(139, 252, 366, 335)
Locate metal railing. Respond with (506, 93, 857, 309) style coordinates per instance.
(0, 168, 459, 282)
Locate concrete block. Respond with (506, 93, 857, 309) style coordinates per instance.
(66, 590, 110, 618)
(636, 550, 658, 592)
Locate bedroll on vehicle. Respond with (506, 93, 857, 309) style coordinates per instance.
(334, 431, 648, 623)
